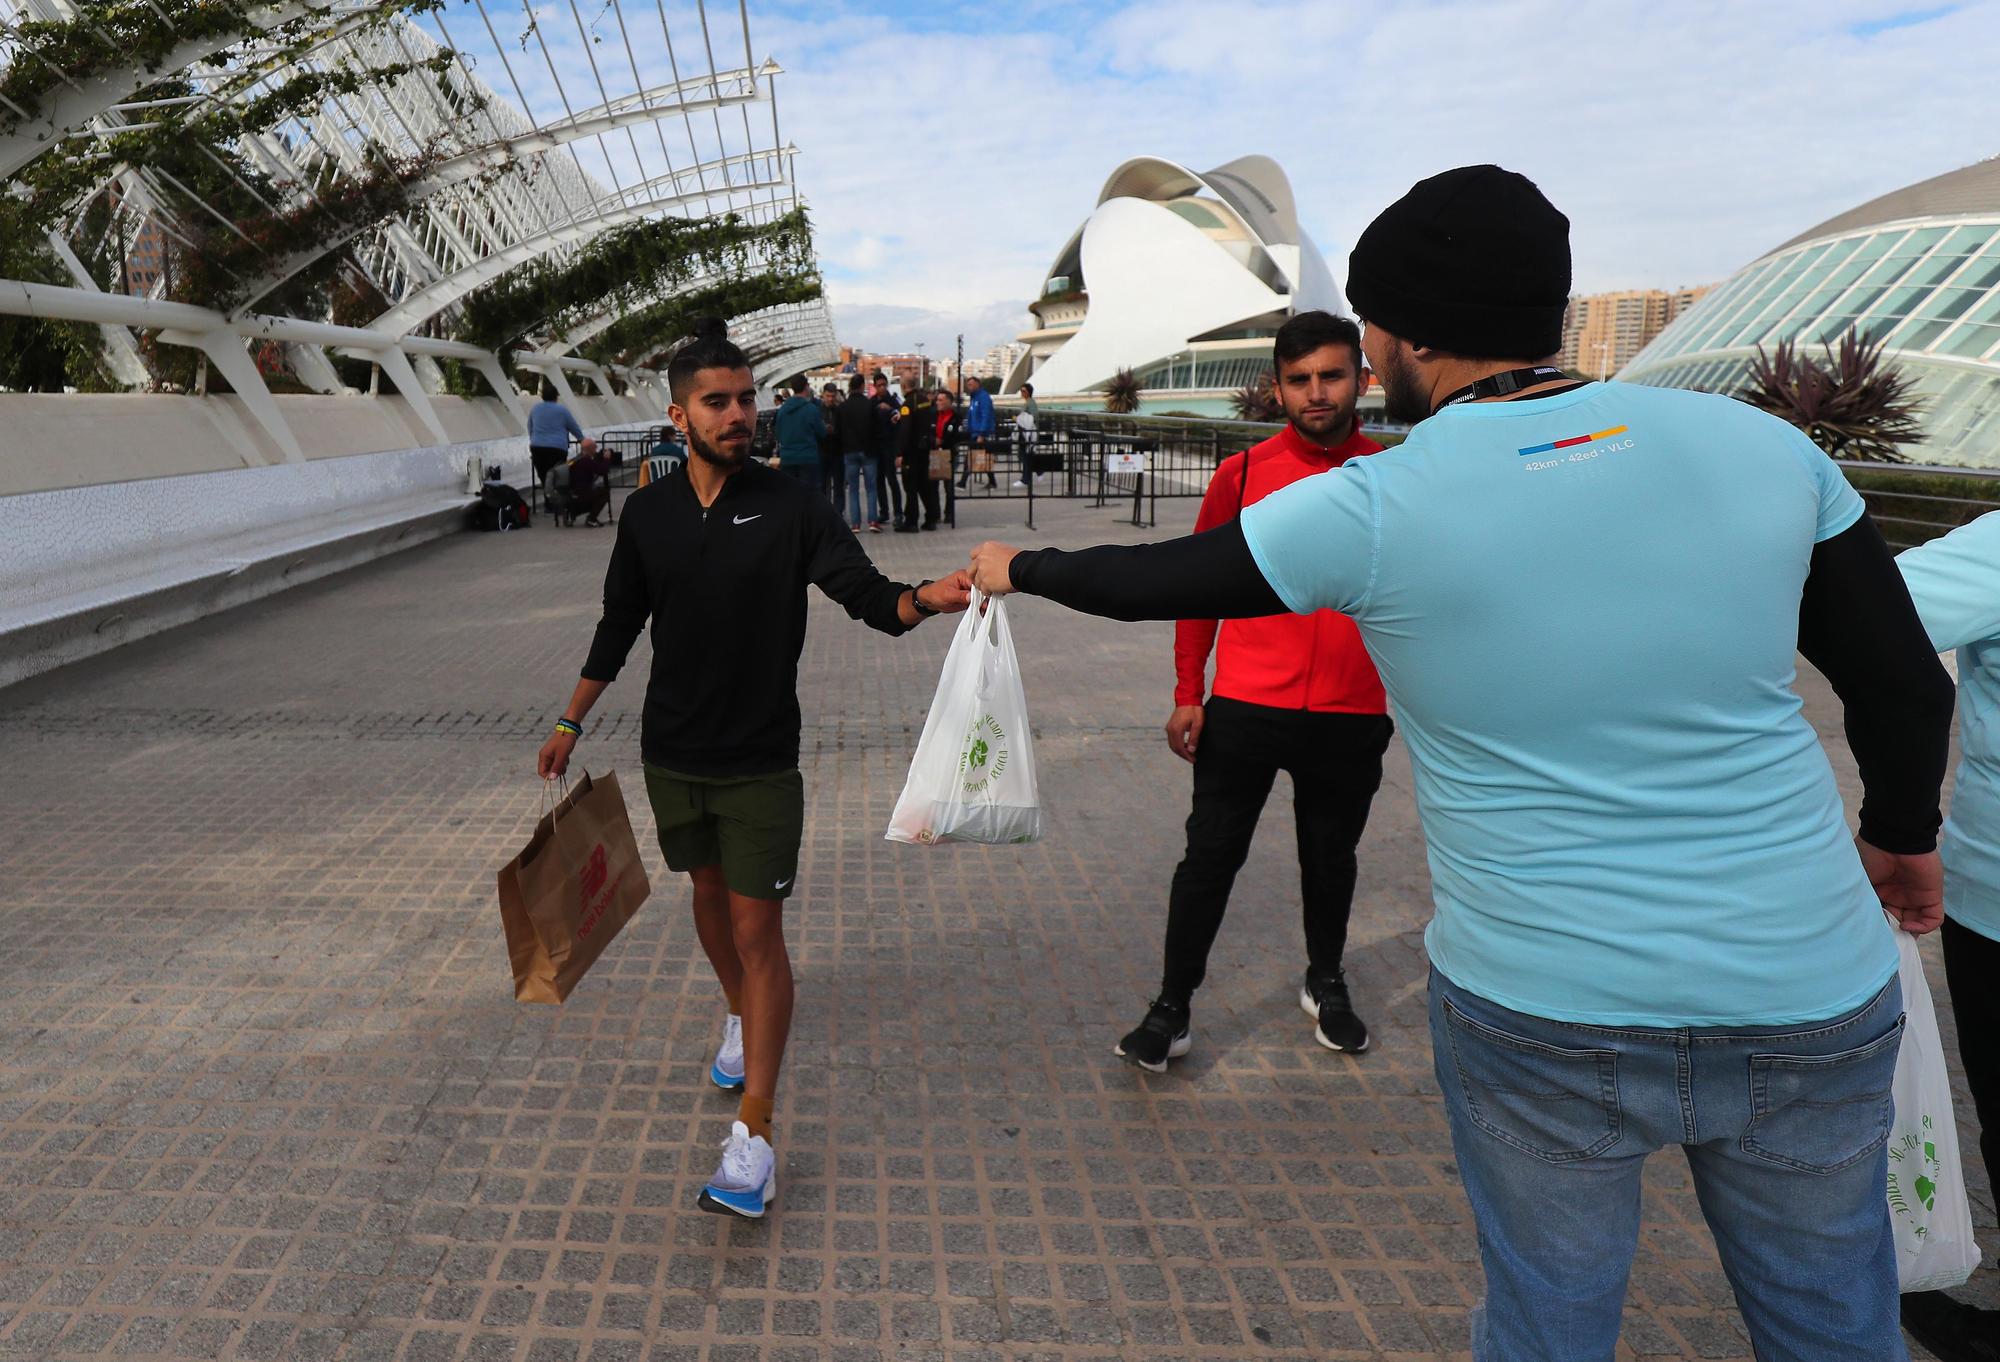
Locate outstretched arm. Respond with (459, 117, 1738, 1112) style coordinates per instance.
(970, 521, 1287, 621)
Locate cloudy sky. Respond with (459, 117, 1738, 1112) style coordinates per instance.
(440, 1, 1998, 358)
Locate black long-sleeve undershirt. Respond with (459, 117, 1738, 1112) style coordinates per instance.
(1009, 521, 1282, 622)
(1010, 515, 1954, 853)
(1797, 513, 1955, 853)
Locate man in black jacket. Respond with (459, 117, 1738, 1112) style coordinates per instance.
(836, 374, 882, 531)
(537, 329, 972, 1220)
(895, 387, 941, 532)
(869, 373, 902, 527)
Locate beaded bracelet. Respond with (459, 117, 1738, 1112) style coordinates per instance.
(553, 718, 583, 738)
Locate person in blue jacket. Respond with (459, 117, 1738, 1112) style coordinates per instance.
(957, 376, 998, 490)
(1895, 513, 2000, 1362)
(772, 377, 826, 486)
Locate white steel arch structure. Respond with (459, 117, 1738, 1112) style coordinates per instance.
(0, 0, 832, 456)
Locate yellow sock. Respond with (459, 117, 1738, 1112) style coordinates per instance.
(738, 1094, 774, 1142)
(723, 985, 741, 1015)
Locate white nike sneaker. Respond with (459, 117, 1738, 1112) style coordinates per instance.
(698, 1120, 777, 1218)
(710, 1013, 745, 1091)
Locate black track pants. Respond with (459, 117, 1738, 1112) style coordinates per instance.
(1161, 697, 1391, 1001)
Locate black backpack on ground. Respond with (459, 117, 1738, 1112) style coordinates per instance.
(472, 479, 531, 531)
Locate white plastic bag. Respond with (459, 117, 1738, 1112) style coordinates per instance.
(886, 592, 1043, 846)
(1886, 927, 1980, 1292)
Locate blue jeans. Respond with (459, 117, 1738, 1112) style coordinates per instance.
(843, 450, 878, 526)
(1429, 969, 1906, 1362)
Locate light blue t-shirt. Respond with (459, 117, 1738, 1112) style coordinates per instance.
(1898, 512, 2000, 944)
(1241, 381, 1896, 1027)
(528, 399, 585, 449)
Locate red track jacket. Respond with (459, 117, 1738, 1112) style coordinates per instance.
(1173, 422, 1388, 714)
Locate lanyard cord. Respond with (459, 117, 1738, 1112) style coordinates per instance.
(1432, 365, 1577, 413)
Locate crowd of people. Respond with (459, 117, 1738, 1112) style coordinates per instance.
(532, 167, 1997, 1362)
(765, 370, 1038, 533)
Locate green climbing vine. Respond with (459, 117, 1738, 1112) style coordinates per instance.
(0, 0, 444, 133)
(453, 208, 814, 353)
(582, 271, 824, 369)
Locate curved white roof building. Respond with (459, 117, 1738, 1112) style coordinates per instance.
(1004, 155, 1343, 400)
(1623, 156, 2000, 466)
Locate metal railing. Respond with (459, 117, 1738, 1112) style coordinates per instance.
(1834, 461, 2000, 548)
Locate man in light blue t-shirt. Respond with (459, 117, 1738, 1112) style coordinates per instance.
(1896, 516, 2000, 1358)
(969, 166, 1956, 1362)
(528, 380, 587, 494)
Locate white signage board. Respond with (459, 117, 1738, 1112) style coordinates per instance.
(1104, 452, 1148, 475)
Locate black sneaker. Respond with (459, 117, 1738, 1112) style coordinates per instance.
(1300, 968, 1369, 1053)
(1902, 1291, 2000, 1362)
(1114, 998, 1191, 1073)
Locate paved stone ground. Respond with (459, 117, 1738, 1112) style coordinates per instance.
(0, 490, 1991, 1362)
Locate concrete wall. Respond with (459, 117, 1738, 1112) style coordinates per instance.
(0, 390, 664, 689)
(0, 390, 660, 497)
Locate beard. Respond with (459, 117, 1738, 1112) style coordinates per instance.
(1377, 344, 1432, 425)
(687, 421, 750, 470)
(1287, 402, 1351, 444)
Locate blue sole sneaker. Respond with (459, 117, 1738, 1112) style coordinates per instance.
(698, 1169, 777, 1218)
(710, 1059, 745, 1092)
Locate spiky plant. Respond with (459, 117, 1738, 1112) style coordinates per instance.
(1103, 366, 1142, 414)
(1230, 370, 1283, 423)
(1742, 330, 1925, 463)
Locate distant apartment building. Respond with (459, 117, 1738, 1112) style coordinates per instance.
(965, 343, 1026, 382)
(1559, 285, 1715, 379)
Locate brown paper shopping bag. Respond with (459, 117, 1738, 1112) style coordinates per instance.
(496, 769, 652, 1003)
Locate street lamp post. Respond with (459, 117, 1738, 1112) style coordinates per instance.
(1595, 340, 1611, 382)
(915, 341, 927, 391)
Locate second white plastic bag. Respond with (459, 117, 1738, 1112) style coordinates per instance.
(886, 591, 1043, 846)
(1887, 926, 1980, 1292)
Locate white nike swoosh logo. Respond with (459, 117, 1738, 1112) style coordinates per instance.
(733, 513, 762, 524)
(774, 877, 791, 889)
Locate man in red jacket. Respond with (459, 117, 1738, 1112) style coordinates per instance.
(1117, 311, 1392, 1071)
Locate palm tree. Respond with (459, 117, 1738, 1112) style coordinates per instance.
(1230, 369, 1282, 423)
(1741, 329, 1924, 463)
(1103, 367, 1142, 415)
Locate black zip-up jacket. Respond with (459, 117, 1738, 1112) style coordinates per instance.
(582, 460, 915, 775)
(870, 393, 899, 458)
(836, 391, 875, 451)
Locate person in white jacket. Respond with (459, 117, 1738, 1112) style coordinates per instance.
(1896, 512, 2000, 1362)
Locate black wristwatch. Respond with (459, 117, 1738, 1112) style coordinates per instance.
(911, 580, 941, 618)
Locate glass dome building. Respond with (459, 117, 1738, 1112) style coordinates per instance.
(1622, 157, 2000, 467)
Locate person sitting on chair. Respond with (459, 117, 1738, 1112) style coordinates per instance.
(543, 459, 577, 526)
(570, 439, 612, 527)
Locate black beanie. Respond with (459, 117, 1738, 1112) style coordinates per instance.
(1346, 165, 1570, 358)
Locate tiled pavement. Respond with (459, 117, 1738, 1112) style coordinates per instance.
(0, 490, 1991, 1362)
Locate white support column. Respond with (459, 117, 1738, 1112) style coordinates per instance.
(286, 343, 349, 394)
(156, 327, 304, 463)
(468, 356, 529, 431)
(337, 345, 449, 446)
(44, 233, 151, 389)
(411, 353, 447, 395)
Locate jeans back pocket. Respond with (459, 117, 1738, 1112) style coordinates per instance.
(1441, 998, 1621, 1164)
(1742, 1014, 1904, 1174)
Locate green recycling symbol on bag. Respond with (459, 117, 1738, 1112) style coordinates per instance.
(959, 714, 1009, 795)
(1888, 1114, 1944, 1228)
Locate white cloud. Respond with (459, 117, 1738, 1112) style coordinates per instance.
(770, 0, 2000, 356)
